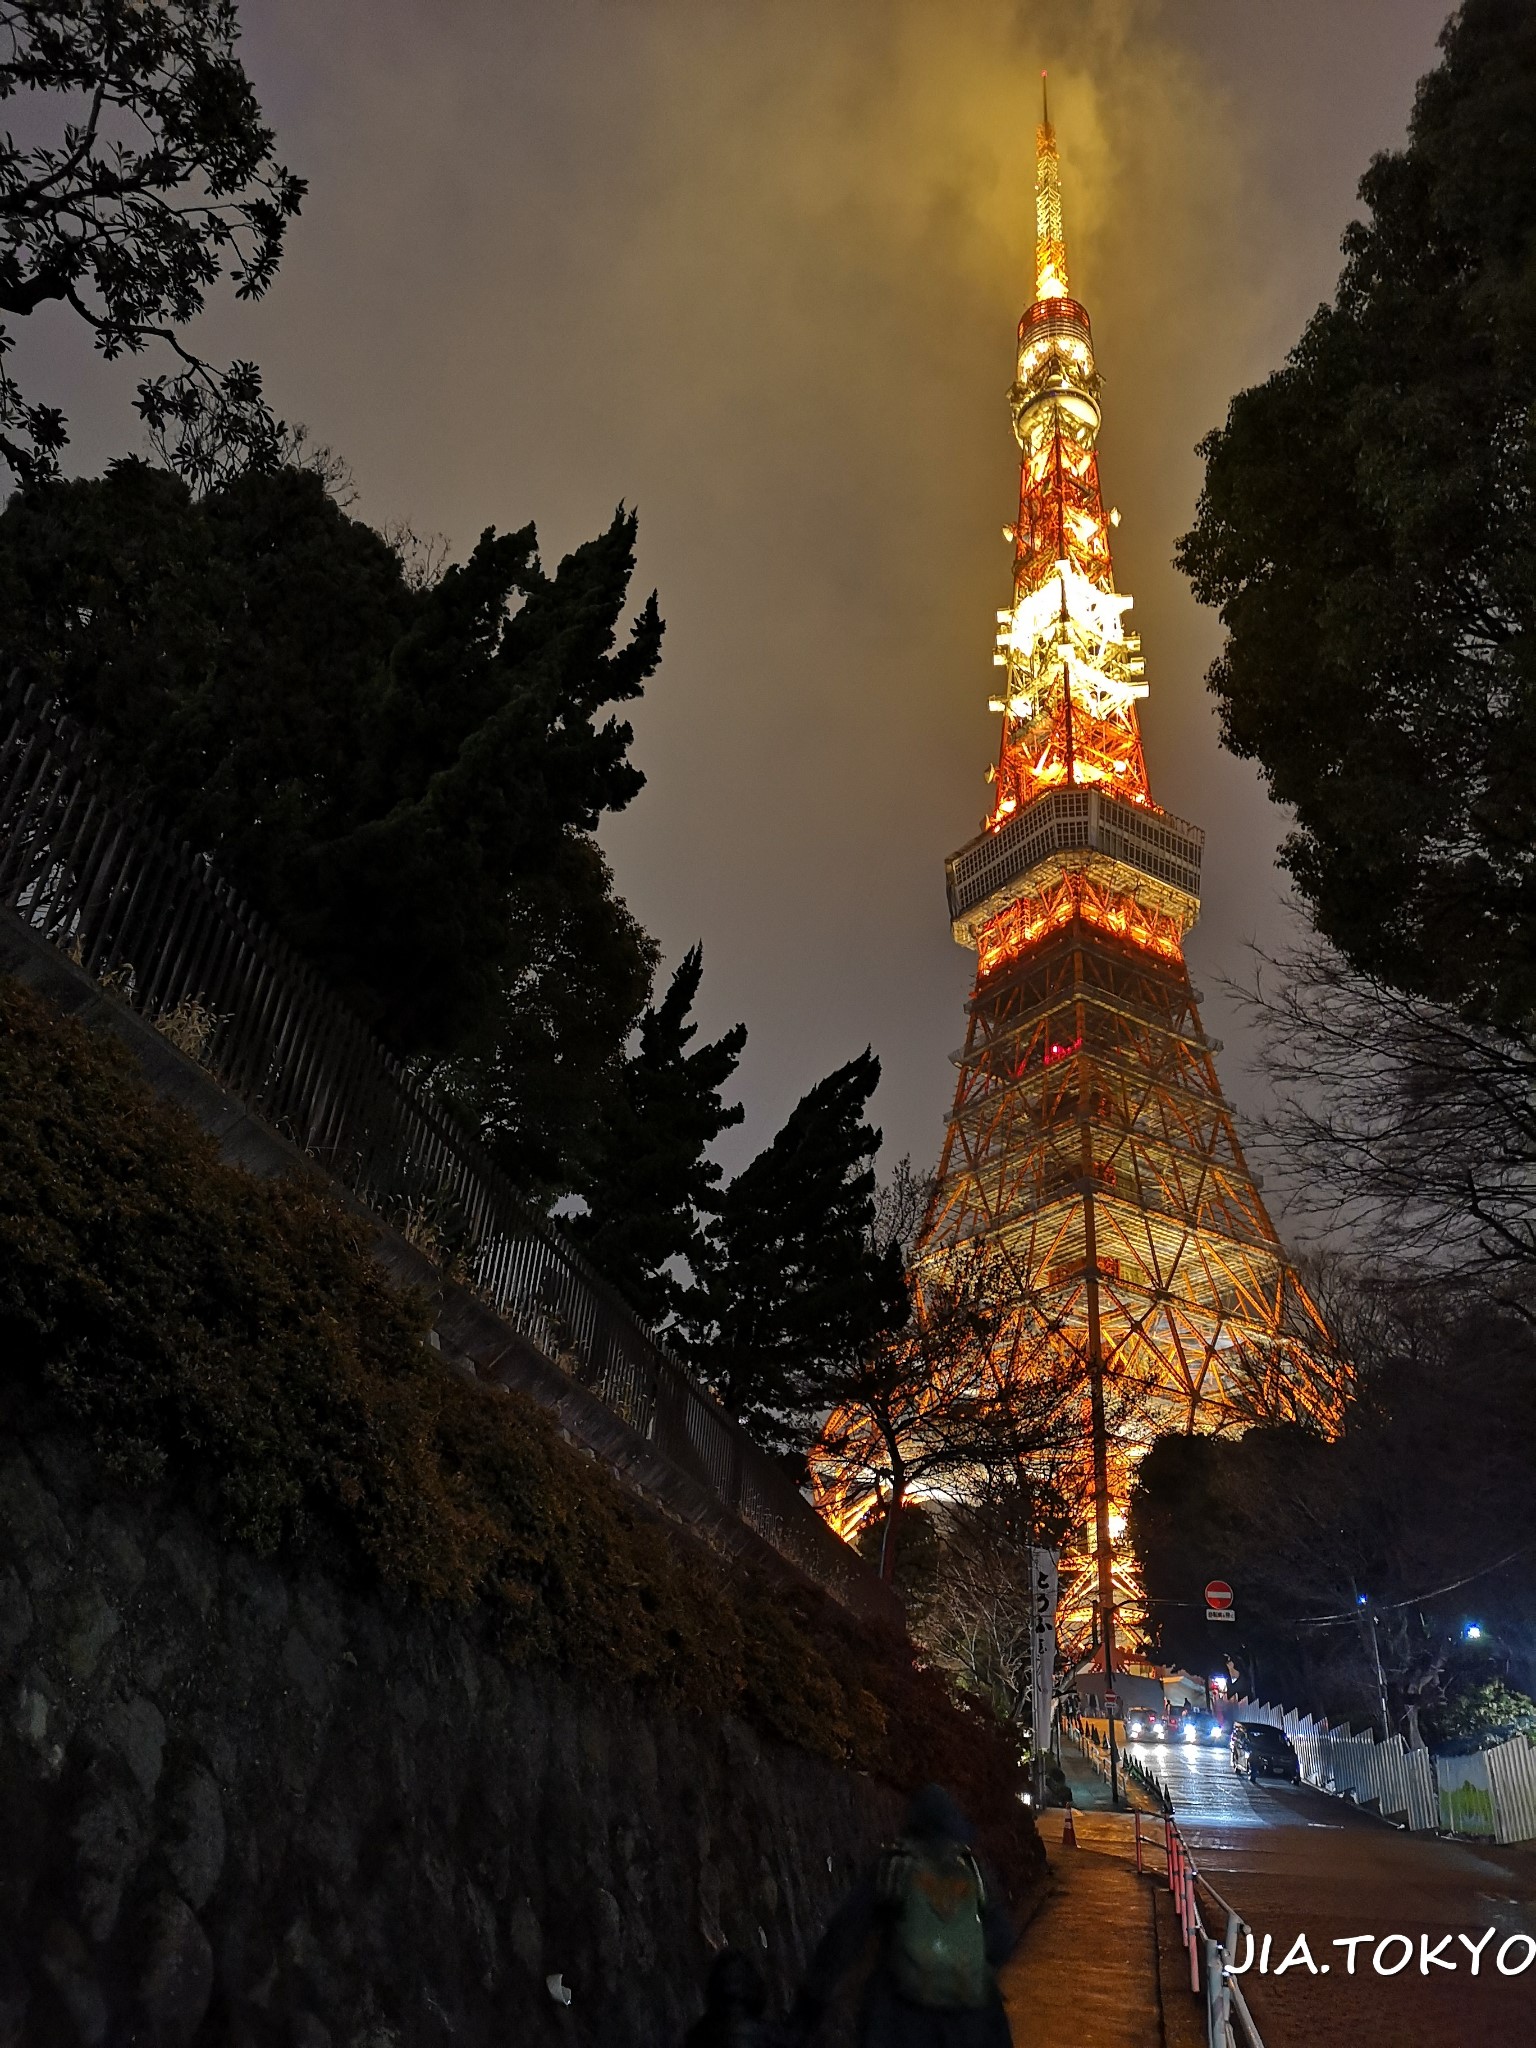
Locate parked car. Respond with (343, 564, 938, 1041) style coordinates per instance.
(1231, 1721, 1301, 1783)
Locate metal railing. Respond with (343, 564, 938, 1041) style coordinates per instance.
(1052, 1727, 1266, 2048)
(0, 671, 893, 1623)
(1135, 1808, 1265, 2048)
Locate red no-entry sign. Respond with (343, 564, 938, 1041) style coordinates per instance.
(1205, 1580, 1233, 1609)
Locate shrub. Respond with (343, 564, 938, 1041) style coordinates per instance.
(1437, 1680, 1536, 1743)
(0, 979, 1039, 1887)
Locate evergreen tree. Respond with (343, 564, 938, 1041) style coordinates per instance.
(682, 1049, 909, 1455)
(0, 460, 663, 1196)
(569, 945, 747, 1327)
(1175, 0, 1536, 1029)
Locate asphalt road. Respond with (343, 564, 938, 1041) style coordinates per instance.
(1123, 1730, 1536, 2045)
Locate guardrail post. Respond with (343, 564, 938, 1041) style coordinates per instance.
(1212, 1933, 1236, 2048)
(1186, 1864, 1199, 1993)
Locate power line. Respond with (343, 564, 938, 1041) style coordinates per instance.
(1289, 1546, 1533, 1629)
(1137, 1543, 1532, 1629)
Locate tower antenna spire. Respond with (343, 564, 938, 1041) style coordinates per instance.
(1034, 80, 1068, 301)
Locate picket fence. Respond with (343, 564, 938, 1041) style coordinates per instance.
(1236, 1697, 1536, 1844)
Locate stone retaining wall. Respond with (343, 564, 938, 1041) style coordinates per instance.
(0, 1422, 905, 2046)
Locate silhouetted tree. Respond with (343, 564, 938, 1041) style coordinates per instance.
(813, 1236, 1084, 1584)
(0, 0, 304, 484)
(0, 461, 663, 1197)
(681, 1050, 908, 1454)
(569, 945, 747, 1326)
(1176, 0, 1536, 1031)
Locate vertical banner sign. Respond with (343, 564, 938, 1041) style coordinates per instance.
(1027, 1548, 1059, 1751)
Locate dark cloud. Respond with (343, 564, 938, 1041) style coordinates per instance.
(28, 0, 1450, 1199)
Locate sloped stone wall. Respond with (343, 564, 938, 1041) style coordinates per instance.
(0, 1422, 906, 2047)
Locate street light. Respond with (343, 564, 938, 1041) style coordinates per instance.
(1464, 1622, 1484, 1641)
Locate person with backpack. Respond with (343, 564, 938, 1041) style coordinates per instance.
(790, 1784, 1016, 2046)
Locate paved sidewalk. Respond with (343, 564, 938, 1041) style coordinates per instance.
(1049, 1732, 1164, 1816)
(1002, 1810, 1162, 2048)
(1054, 1734, 1122, 1812)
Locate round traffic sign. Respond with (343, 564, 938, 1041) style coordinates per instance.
(1205, 1580, 1233, 1609)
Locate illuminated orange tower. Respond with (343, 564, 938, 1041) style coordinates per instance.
(924, 87, 1331, 1660)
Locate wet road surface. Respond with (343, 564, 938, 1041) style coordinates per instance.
(1123, 1731, 1536, 2045)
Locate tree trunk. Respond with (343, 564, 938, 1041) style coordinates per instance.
(878, 1470, 905, 1583)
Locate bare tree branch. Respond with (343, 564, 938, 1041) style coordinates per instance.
(1231, 939, 1536, 1314)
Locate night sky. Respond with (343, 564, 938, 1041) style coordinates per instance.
(26, 0, 1451, 1212)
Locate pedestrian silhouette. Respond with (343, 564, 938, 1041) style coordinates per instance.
(684, 1947, 799, 2048)
(792, 1784, 1016, 2045)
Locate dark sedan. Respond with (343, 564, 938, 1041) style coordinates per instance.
(1231, 1720, 1301, 1782)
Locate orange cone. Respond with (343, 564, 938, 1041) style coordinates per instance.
(1061, 1805, 1078, 1848)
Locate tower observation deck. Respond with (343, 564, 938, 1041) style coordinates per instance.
(916, 88, 1334, 1664)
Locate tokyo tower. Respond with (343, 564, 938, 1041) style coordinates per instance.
(921, 88, 1332, 1667)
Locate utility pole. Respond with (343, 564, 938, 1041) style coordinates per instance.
(1356, 1588, 1391, 1739)
(1368, 1607, 1390, 1740)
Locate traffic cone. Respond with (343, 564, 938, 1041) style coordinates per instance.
(1061, 1804, 1078, 1848)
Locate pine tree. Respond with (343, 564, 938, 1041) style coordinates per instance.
(683, 1049, 909, 1455)
(0, 460, 664, 1197)
(1175, 0, 1536, 1029)
(570, 946, 747, 1326)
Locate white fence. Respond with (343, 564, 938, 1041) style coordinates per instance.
(1235, 1698, 1536, 1842)
(1434, 1736, 1536, 1843)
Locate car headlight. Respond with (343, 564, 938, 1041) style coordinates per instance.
(1151, 1721, 1164, 1737)
(1183, 1724, 1198, 1742)
(1208, 1726, 1223, 1741)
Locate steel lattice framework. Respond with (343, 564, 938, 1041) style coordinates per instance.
(821, 87, 1335, 1664)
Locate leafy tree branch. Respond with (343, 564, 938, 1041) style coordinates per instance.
(0, 0, 304, 483)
